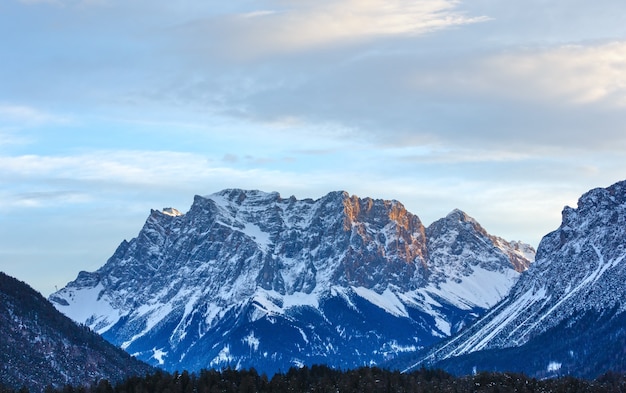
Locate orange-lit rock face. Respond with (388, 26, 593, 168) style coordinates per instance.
(342, 194, 426, 259)
(342, 194, 362, 231)
(338, 194, 429, 289)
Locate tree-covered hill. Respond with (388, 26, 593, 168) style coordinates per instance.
(0, 272, 153, 392)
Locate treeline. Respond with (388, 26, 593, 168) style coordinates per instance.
(4, 366, 626, 393)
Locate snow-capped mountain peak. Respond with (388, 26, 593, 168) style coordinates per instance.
(405, 179, 626, 378)
(161, 207, 184, 217)
(50, 190, 534, 374)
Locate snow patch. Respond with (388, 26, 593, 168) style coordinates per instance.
(162, 208, 183, 217)
(202, 303, 222, 330)
(456, 286, 548, 354)
(352, 286, 409, 318)
(137, 302, 173, 332)
(434, 317, 451, 336)
(423, 266, 519, 310)
(250, 289, 320, 319)
(152, 348, 168, 365)
(387, 341, 417, 353)
(282, 290, 319, 309)
(291, 359, 305, 368)
(211, 345, 234, 367)
(119, 302, 174, 349)
(243, 331, 260, 352)
(242, 223, 271, 250)
(547, 361, 562, 372)
(51, 284, 121, 335)
(297, 327, 309, 344)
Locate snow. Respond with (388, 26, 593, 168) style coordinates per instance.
(205, 194, 231, 210)
(243, 331, 260, 352)
(453, 286, 548, 355)
(251, 291, 283, 316)
(291, 359, 305, 368)
(297, 327, 309, 344)
(52, 188, 537, 373)
(120, 301, 176, 349)
(210, 345, 234, 367)
(547, 361, 562, 372)
(137, 302, 173, 332)
(413, 285, 547, 368)
(152, 348, 168, 365)
(282, 290, 319, 309)
(170, 292, 201, 342)
(203, 303, 222, 328)
(498, 239, 536, 264)
(423, 266, 520, 310)
(250, 289, 320, 320)
(518, 247, 537, 263)
(162, 208, 183, 217)
(206, 193, 273, 251)
(518, 247, 624, 338)
(242, 223, 271, 249)
(386, 341, 417, 353)
(52, 284, 121, 335)
(352, 286, 409, 318)
(434, 317, 451, 336)
(416, 183, 626, 369)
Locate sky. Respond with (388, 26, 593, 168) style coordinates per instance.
(1, 0, 626, 296)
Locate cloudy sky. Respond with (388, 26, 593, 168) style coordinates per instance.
(2, 0, 626, 296)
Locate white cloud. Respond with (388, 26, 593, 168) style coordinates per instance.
(0, 150, 326, 200)
(0, 104, 71, 127)
(394, 146, 533, 164)
(0, 152, 210, 185)
(479, 41, 626, 106)
(181, 0, 488, 57)
(406, 41, 626, 108)
(10, 191, 92, 208)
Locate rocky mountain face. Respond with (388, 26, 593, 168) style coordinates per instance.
(402, 179, 626, 378)
(0, 272, 153, 393)
(49, 190, 533, 374)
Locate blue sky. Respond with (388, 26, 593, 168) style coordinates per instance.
(2, 0, 626, 296)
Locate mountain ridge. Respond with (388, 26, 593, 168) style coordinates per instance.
(50, 189, 534, 374)
(398, 179, 626, 378)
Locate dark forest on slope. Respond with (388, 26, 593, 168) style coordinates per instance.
(0, 272, 153, 393)
(4, 366, 626, 393)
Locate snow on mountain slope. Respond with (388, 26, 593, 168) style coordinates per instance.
(49, 189, 534, 374)
(405, 179, 626, 375)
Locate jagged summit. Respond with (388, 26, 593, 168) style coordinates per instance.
(445, 208, 473, 220)
(50, 189, 534, 374)
(206, 188, 283, 204)
(403, 179, 626, 378)
(161, 207, 184, 217)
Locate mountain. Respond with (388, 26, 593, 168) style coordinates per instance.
(0, 272, 153, 393)
(401, 179, 626, 378)
(49, 190, 534, 374)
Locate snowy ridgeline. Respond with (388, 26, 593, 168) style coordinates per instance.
(401, 179, 626, 379)
(50, 189, 534, 374)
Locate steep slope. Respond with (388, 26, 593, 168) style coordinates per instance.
(404, 179, 626, 378)
(49, 190, 533, 374)
(0, 272, 153, 393)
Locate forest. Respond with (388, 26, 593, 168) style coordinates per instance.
(3, 366, 626, 393)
